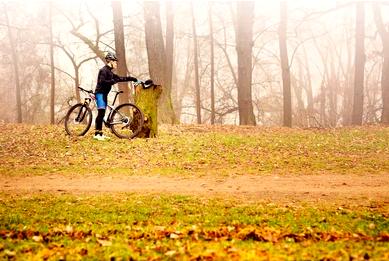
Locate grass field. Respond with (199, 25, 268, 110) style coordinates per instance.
(0, 123, 388, 177)
(0, 124, 388, 259)
(1, 194, 388, 260)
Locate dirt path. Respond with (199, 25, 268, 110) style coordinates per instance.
(1, 173, 389, 203)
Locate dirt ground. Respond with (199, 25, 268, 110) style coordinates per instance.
(1, 173, 389, 204)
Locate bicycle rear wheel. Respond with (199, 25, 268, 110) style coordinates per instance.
(110, 103, 144, 139)
(64, 103, 93, 136)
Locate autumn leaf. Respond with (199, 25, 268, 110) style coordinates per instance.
(165, 250, 176, 257)
(97, 239, 112, 247)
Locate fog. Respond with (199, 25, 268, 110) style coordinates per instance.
(1, 0, 388, 126)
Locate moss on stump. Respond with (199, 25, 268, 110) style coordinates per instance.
(134, 84, 162, 138)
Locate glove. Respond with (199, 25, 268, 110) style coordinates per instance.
(126, 76, 137, 82)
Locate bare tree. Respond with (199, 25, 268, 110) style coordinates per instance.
(49, 1, 55, 124)
(212, 5, 245, 124)
(209, 2, 215, 125)
(191, 2, 202, 124)
(340, 25, 354, 126)
(293, 57, 307, 127)
(351, 2, 366, 125)
(55, 42, 97, 102)
(165, 1, 176, 123)
(214, 29, 237, 87)
(372, 3, 389, 124)
(235, 1, 256, 126)
(279, 1, 292, 127)
(3, 3, 22, 123)
(302, 47, 315, 125)
(62, 5, 107, 63)
(112, 0, 131, 104)
(144, 1, 175, 124)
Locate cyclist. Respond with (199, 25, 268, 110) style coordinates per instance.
(94, 51, 137, 141)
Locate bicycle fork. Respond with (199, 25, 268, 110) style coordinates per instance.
(75, 107, 87, 122)
(76, 100, 91, 122)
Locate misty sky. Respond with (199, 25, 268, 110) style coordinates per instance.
(1, 0, 389, 124)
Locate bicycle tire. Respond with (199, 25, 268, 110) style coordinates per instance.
(110, 103, 144, 139)
(64, 103, 93, 136)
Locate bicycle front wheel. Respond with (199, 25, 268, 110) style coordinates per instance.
(110, 103, 144, 139)
(64, 103, 93, 136)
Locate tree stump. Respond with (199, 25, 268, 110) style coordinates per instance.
(134, 84, 162, 138)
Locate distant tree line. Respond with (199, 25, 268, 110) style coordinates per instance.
(0, 0, 388, 127)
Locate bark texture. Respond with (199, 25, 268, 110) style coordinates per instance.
(112, 0, 131, 103)
(144, 1, 175, 124)
(279, 1, 292, 127)
(209, 3, 215, 124)
(236, 1, 256, 126)
(134, 85, 162, 138)
(372, 3, 389, 124)
(351, 3, 366, 125)
(4, 3, 22, 123)
(49, 1, 55, 124)
(191, 2, 202, 124)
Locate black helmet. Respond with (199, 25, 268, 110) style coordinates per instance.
(105, 52, 117, 62)
(143, 79, 154, 89)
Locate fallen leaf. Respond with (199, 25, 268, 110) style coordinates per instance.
(97, 239, 112, 246)
(165, 250, 176, 257)
(32, 235, 43, 242)
(4, 250, 16, 257)
(170, 233, 179, 239)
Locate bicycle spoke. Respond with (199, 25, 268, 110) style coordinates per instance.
(64, 104, 92, 136)
(110, 103, 144, 139)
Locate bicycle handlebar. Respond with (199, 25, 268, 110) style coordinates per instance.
(78, 79, 154, 95)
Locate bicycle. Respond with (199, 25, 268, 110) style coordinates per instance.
(64, 84, 146, 139)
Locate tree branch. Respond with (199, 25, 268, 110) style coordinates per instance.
(289, 31, 330, 68)
(41, 63, 75, 80)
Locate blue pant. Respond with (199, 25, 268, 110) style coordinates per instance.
(95, 93, 107, 133)
(95, 93, 107, 109)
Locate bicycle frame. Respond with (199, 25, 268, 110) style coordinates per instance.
(103, 91, 125, 127)
(78, 87, 129, 128)
(74, 90, 95, 123)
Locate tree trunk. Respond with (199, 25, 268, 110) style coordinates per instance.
(295, 58, 307, 127)
(75, 68, 80, 102)
(134, 85, 162, 138)
(191, 2, 202, 124)
(313, 35, 330, 127)
(177, 39, 193, 121)
(351, 3, 365, 125)
(302, 47, 314, 126)
(380, 38, 389, 125)
(328, 57, 338, 127)
(279, 1, 292, 127)
(320, 77, 327, 126)
(216, 24, 238, 87)
(143, 1, 175, 124)
(342, 35, 353, 126)
(372, 3, 389, 124)
(165, 1, 176, 124)
(4, 3, 22, 123)
(49, 1, 55, 124)
(209, 2, 215, 125)
(236, 1, 256, 126)
(112, 0, 131, 104)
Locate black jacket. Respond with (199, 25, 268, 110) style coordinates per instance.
(95, 65, 133, 94)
